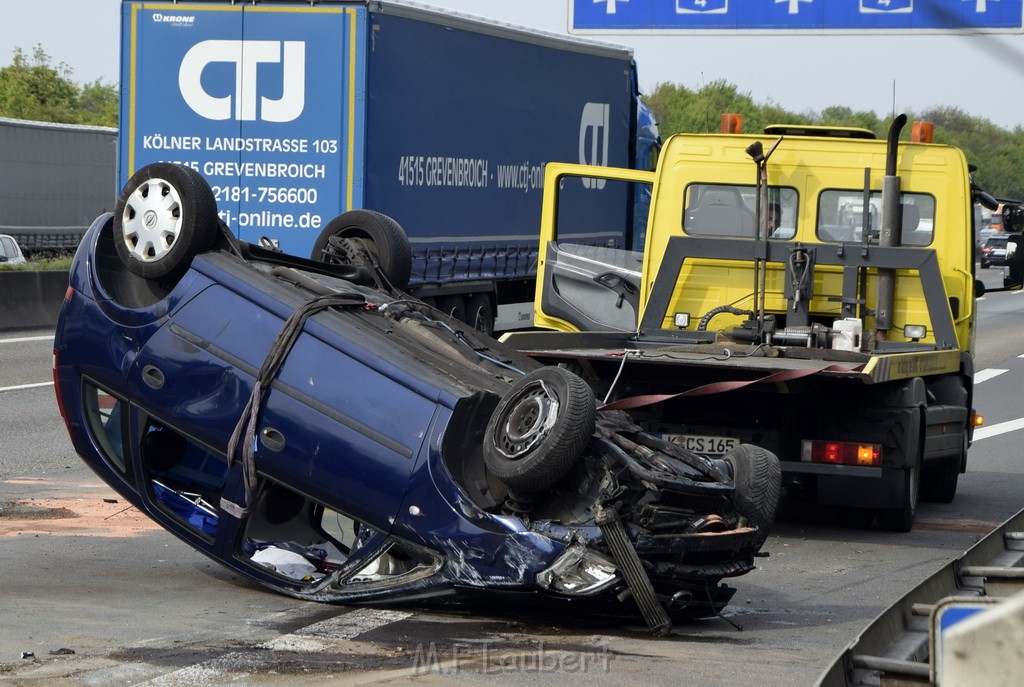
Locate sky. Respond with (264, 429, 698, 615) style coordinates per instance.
(1, 0, 1023, 130)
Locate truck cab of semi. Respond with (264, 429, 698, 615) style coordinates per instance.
(505, 115, 1023, 531)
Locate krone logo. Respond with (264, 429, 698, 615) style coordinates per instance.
(579, 102, 610, 190)
(178, 40, 306, 122)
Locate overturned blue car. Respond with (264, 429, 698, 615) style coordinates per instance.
(53, 163, 781, 632)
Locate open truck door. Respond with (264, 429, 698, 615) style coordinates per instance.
(534, 164, 655, 333)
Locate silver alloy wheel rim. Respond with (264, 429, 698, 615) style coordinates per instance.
(121, 177, 183, 263)
(496, 381, 559, 459)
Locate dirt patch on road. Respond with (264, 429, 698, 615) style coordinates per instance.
(0, 484, 161, 538)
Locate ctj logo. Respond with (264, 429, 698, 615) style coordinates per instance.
(579, 102, 609, 190)
(178, 40, 306, 122)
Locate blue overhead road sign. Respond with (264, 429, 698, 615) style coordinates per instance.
(572, 0, 1024, 33)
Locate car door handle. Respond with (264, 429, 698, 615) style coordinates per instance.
(142, 365, 165, 389)
(260, 427, 286, 452)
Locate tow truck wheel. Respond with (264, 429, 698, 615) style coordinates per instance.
(483, 367, 596, 492)
(722, 444, 782, 546)
(113, 163, 219, 281)
(876, 464, 920, 532)
(921, 458, 960, 504)
(921, 436, 964, 504)
(311, 210, 412, 291)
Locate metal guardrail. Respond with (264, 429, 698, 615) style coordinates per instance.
(815, 509, 1024, 686)
(1, 227, 86, 257)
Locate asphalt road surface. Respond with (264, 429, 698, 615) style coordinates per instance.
(2, 271, 1023, 686)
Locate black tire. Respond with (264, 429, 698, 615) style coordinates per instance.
(113, 163, 219, 281)
(310, 210, 412, 291)
(438, 295, 466, 322)
(466, 293, 494, 337)
(981, 262, 990, 269)
(876, 464, 920, 532)
(921, 455, 961, 504)
(483, 367, 596, 492)
(723, 444, 781, 546)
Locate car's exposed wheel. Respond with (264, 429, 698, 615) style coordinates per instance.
(981, 261, 990, 269)
(310, 210, 412, 291)
(876, 463, 920, 532)
(483, 367, 596, 492)
(722, 444, 781, 546)
(113, 163, 220, 280)
(466, 293, 494, 336)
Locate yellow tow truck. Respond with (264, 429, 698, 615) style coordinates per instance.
(504, 115, 1024, 531)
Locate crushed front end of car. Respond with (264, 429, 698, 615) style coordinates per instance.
(53, 163, 780, 632)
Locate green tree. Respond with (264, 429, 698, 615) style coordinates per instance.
(79, 78, 119, 128)
(0, 45, 117, 127)
(644, 79, 1024, 200)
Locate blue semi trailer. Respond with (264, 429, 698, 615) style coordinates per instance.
(119, 0, 658, 333)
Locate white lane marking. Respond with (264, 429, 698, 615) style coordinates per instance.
(974, 369, 1008, 384)
(140, 608, 415, 684)
(259, 608, 414, 652)
(974, 417, 1024, 442)
(0, 381, 53, 393)
(0, 335, 53, 344)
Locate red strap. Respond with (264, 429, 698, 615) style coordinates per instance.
(598, 364, 863, 411)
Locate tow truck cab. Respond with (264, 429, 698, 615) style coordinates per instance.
(506, 116, 1024, 530)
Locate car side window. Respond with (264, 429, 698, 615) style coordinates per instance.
(82, 382, 130, 478)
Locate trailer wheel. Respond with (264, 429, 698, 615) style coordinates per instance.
(438, 295, 466, 322)
(113, 163, 219, 281)
(311, 210, 412, 291)
(483, 367, 596, 492)
(722, 444, 781, 547)
(467, 294, 494, 336)
(876, 464, 920, 532)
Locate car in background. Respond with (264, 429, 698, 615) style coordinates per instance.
(981, 233, 1010, 268)
(52, 163, 781, 633)
(0, 234, 26, 265)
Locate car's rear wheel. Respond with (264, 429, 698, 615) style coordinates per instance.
(483, 367, 596, 492)
(722, 444, 781, 546)
(114, 163, 220, 280)
(310, 210, 412, 291)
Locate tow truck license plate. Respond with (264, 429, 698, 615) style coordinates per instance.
(664, 434, 738, 456)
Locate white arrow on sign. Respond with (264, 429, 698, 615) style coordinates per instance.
(777, 0, 814, 14)
(595, 0, 629, 13)
(968, 0, 992, 12)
